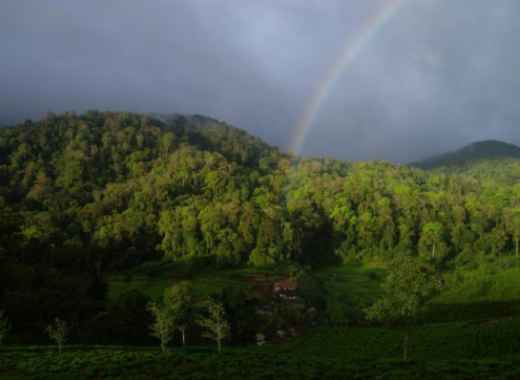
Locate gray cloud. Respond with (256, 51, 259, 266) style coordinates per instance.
(1, 0, 520, 162)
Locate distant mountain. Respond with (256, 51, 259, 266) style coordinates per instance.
(412, 140, 520, 169)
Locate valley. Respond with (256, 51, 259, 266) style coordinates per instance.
(3, 112, 520, 378)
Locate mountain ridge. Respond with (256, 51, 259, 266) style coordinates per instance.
(4, 114, 520, 167)
(412, 139, 520, 169)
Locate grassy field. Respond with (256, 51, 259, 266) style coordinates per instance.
(317, 261, 384, 317)
(108, 260, 291, 302)
(321, 256, 520, 312)
(108, 256, 520, 322)
(109, 259, 385, 307)
(4, 352, 520, 379)
(7, 257, 520, 379)
(429, 257, 520, 322)
(439, 263, 520, 304)
(4, 318, 520, 380)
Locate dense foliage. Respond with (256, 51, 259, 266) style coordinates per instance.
(4, 112, 520, 269)
(4, 111, 520, 345)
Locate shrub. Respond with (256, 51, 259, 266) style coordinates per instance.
(46, 318, 68, 354)
(0, 310, 10, 344)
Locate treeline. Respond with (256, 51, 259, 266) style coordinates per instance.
(3, 111, 520, 269)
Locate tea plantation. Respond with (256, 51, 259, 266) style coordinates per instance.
(4, 258, 520, 379)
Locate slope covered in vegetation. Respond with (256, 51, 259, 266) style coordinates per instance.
(4, 112, 520, 269)
(4, 112, 520, 360)
(413, 140, 520, 170)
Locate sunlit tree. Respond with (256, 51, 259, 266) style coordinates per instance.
(198, 299, 230, 353)
(366, 257, 440, 361)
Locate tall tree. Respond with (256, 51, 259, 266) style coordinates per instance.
(147, 301, 175, 353)
(366, 257, 440, 361)
(164, 282, 195, 346)
(198, 299, 230, 353)
(419, 222, 445, 260)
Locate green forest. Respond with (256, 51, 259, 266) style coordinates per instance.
(3, 111, 520, 378)
(4, 112, 520, 267)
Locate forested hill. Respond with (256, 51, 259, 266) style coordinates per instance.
(3, 111, 520, 272)
(412, 140, 520, 170)
(153, 113, 277, 167)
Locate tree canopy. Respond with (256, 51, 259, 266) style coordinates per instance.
(2, 111, 520, 270)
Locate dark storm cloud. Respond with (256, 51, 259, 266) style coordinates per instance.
(1, 0, 520, 162)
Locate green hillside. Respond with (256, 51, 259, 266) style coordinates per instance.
(4, 112, 520, 378)
(413, 140, 520, 170)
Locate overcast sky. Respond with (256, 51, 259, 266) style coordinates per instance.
(2, 0, 520, 162)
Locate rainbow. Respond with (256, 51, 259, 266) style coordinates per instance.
(290, 0, 407, 155)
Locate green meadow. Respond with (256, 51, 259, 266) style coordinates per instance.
(5, 257, 520, 379)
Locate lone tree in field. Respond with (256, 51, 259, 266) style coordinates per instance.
(0, 310, 10, 345)
(148, 301, 176, 353)
(198, 299, 230, 353)
(46, 318, 68, 354)
(366, 256, 440, 361)
(164, 281, 195, 346)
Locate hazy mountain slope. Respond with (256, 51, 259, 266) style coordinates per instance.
(412, 140, 520, 170)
